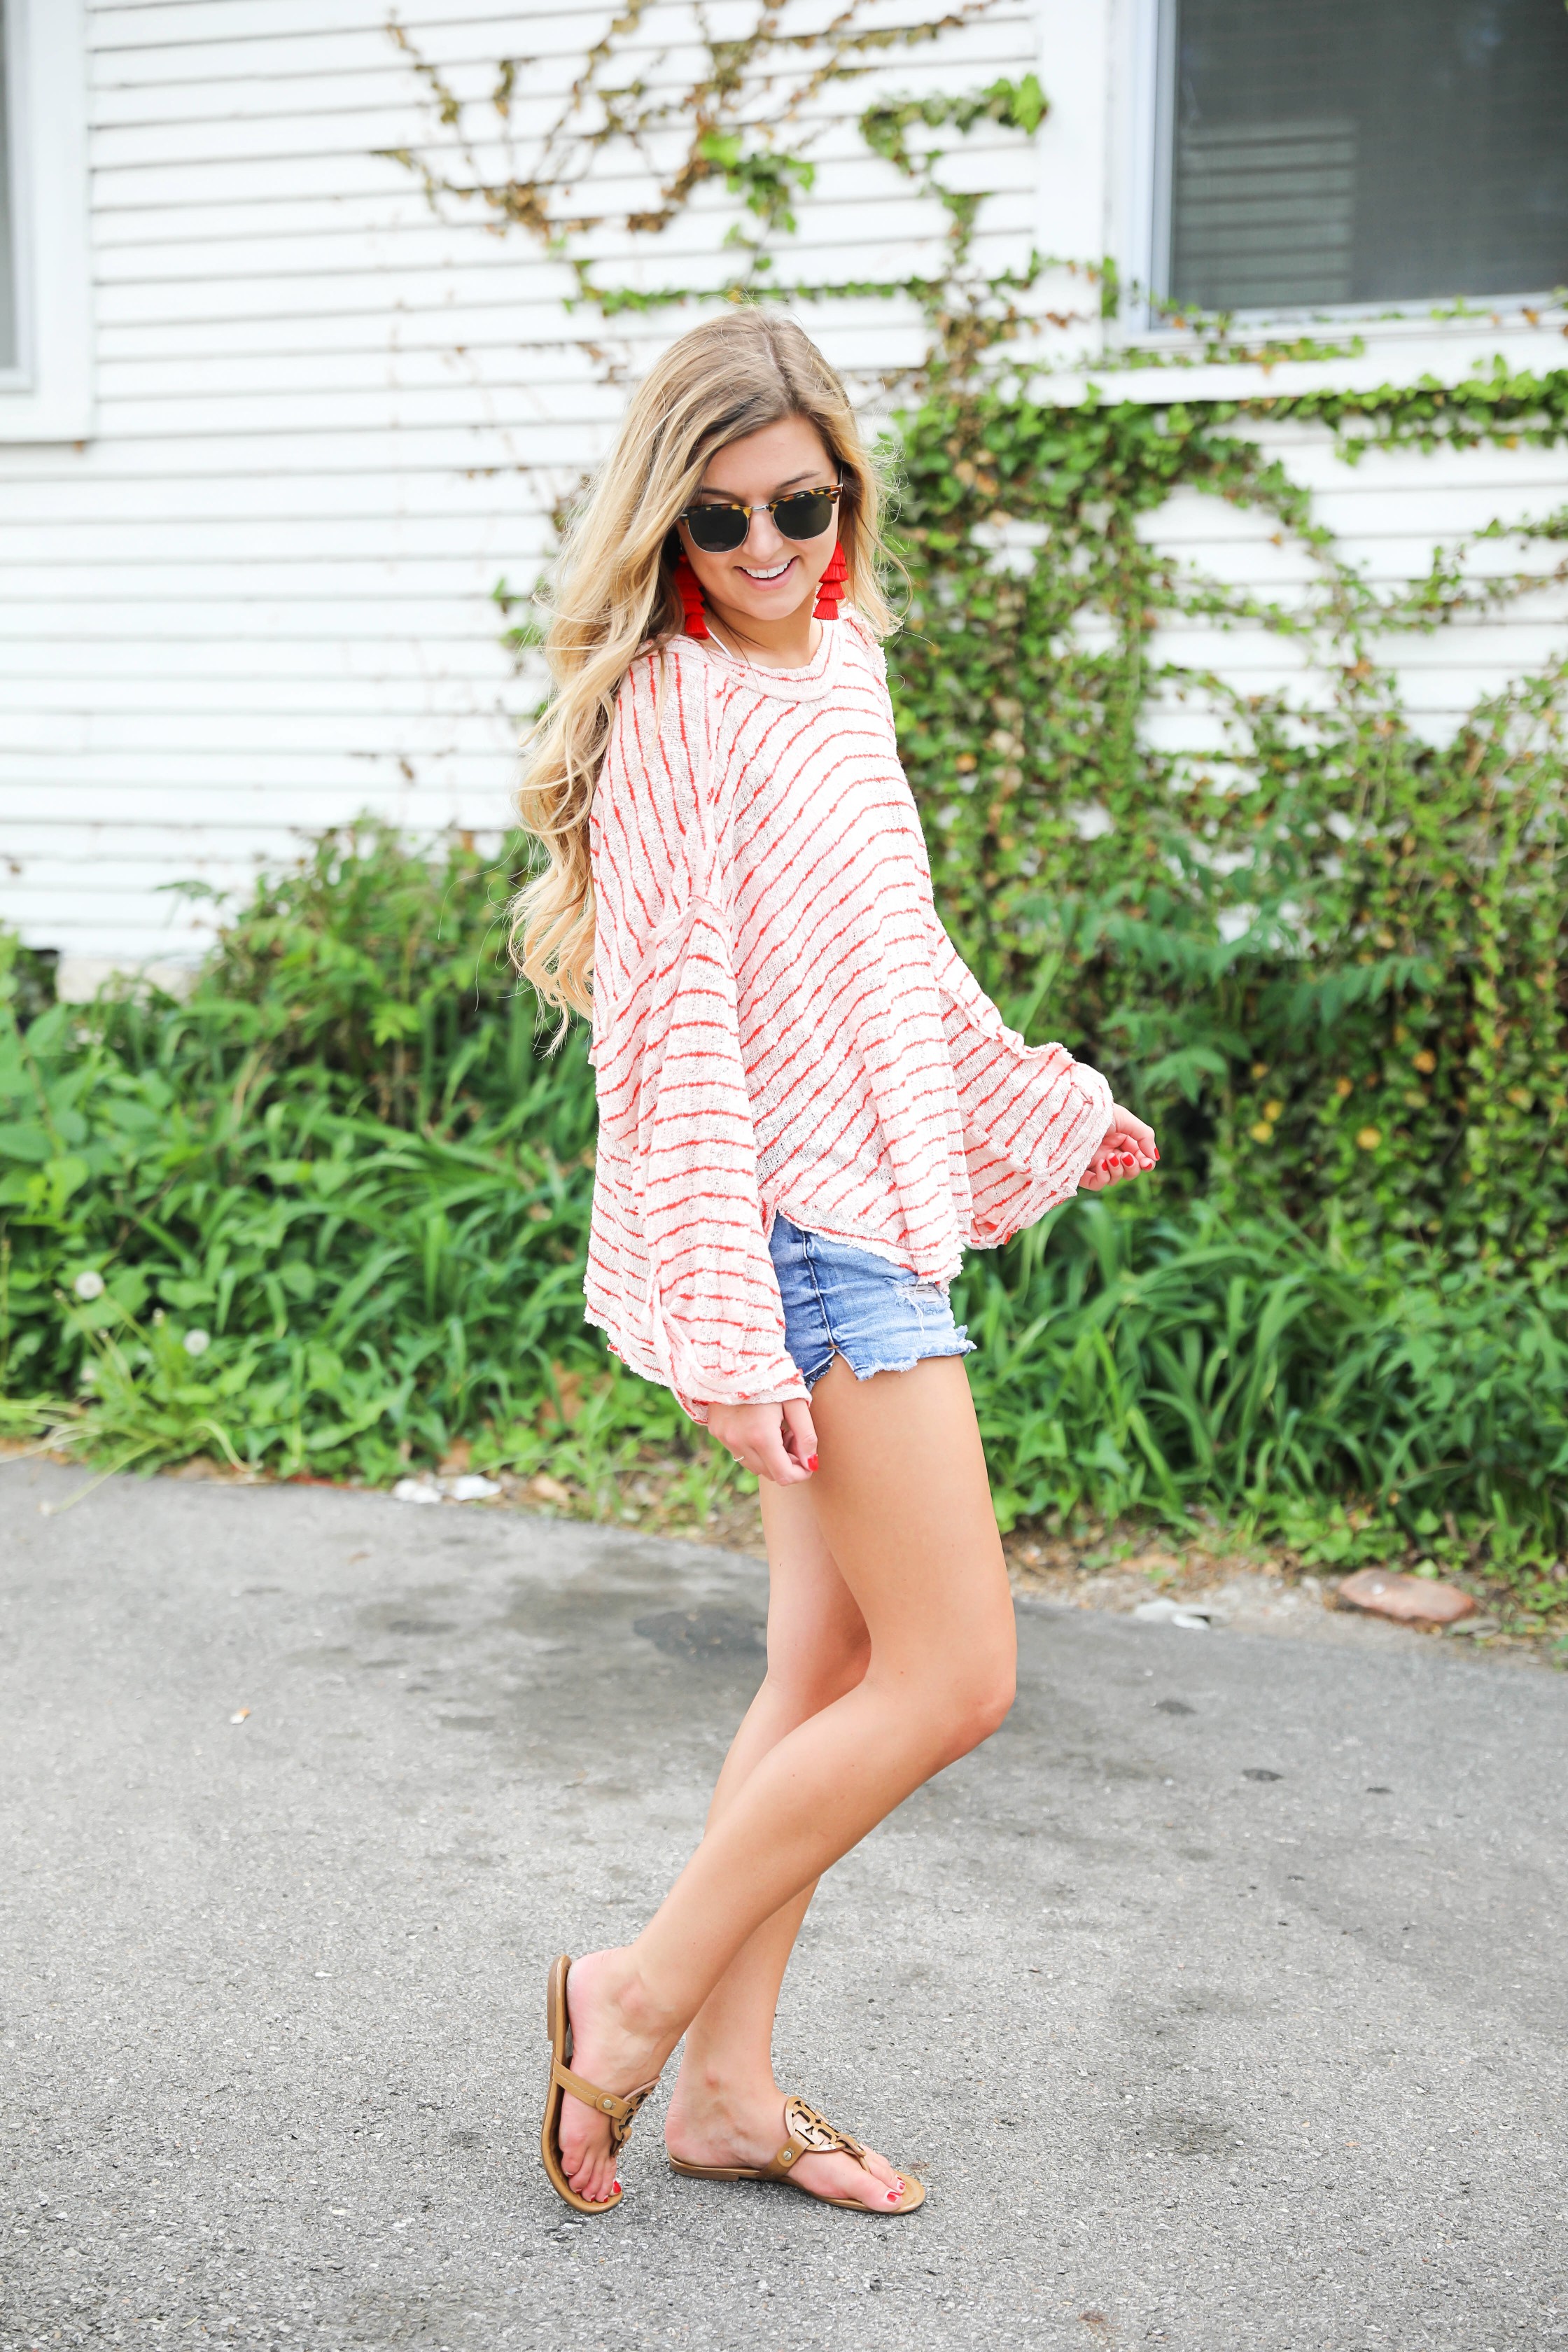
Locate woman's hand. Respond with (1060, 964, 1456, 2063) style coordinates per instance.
(705, 1397, 819, 1485)
(1079, 1103, 1159, 1191)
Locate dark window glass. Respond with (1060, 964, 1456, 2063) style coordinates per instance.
(0, 7, 16, 368)
(1166, 0, 1568, 312)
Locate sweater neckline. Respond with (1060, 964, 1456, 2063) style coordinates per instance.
(688, 612, 846, 703)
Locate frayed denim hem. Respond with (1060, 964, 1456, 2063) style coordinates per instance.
(799, 1329, 975, 1390)
(770, 1212, 976, 1392)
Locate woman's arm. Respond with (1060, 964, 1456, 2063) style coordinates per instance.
(588, 648, 809, 1424)
(924, 909, 1152, 1237)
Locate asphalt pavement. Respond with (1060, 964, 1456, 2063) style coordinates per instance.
(1, 1456, 1564, 2351)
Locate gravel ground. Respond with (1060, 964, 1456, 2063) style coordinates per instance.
(2, 1456, 1565, 2351)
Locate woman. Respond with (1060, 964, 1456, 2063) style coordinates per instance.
(515, 309, 1156, 2219)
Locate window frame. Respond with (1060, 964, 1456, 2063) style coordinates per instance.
(0, 0, 92, 442)
(1113, 0, 1568, 342)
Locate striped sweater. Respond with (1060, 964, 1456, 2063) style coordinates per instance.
(584, 610, 1113, 1419)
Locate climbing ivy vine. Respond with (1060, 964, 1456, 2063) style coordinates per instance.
(892, 376, 1567, 1263)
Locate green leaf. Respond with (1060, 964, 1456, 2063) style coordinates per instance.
(0, 1122, 52, 1163)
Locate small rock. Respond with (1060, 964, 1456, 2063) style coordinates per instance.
(391, 1477, 443, 1506)
(1445, 1615, 1500, 1638)
(1335, 1569, 1476, 1626)
(1133, 1598, 1215, 1630)
(526, 1472, 573, 1506)
(447, 1474, 500, 1502)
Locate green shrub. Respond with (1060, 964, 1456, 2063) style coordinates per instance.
(0, 830, 609, 1477)
(960, 1200, 1565, 1572)
(0, 825, 1562, 1602)
(891, 380, 1568, 1264)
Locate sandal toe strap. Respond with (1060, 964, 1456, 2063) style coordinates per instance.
(765, 2094, 872, 2176)
(553, 2061, 659, 2152)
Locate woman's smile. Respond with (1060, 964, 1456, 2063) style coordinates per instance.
(737, 554, 797, 585)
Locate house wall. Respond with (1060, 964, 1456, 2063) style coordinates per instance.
(0, 0, 1564, 984)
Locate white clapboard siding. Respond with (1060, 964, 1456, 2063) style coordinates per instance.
(2, 0, 1565, 972)
(1138, 421, 1568, 747)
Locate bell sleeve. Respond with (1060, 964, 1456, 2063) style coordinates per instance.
(926, 911, 1114, 1248)
(584, 646, 808, 1422)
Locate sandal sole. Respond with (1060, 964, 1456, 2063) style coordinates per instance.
(540, 1954, 622, 2217)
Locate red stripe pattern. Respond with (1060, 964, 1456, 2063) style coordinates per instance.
(585, 612, 1113, 1419)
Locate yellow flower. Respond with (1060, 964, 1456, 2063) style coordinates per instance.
(1334, 1077, 1354, 1099)
(1250, 1121, 1275, 1144)
(1264, 1099, 1284, 1121)
(1413, 1049, 1436, 1075)
(1355, 1126, 1382, 1151)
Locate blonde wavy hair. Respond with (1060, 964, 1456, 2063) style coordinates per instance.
(511, 309, 895, 1023)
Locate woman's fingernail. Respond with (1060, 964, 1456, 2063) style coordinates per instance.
(806, 1454, 819, 1472)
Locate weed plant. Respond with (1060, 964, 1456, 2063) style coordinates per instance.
(0, 826, 1562, 1611)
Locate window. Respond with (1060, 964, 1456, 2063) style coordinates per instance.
(0, 0, 92, 440)
(1157, 0, 1568, 316)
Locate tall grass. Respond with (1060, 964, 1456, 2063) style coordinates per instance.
(0, 828, 1562, 1601)
(960, 1205, 1565, 1585)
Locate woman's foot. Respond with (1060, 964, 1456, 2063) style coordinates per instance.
(556, 1951, 673, 2206)
(664, 2078, 911, 2211)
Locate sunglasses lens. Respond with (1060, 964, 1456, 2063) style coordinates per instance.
(684, 505, 749, 553)
(774, 491, 836, 542)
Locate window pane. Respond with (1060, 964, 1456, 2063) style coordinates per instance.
(0, 4, 16, 368)
(1166, 0, 1568, 311)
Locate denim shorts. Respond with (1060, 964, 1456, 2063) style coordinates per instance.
(768, 1213, 974, 1390)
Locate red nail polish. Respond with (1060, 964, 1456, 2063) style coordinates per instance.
(806, 1454, 819, 1472)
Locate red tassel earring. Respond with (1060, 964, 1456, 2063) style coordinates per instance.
(813, 541, 848, 621)
(672, 548, 709, 640)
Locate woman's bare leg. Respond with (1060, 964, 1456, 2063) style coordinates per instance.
(557, 1353, 1016, 2206)
(662, 1477, 902, 2204)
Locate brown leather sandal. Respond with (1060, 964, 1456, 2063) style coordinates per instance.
(668, 2093, 925, 2214)
(540, 1954, 660, 2215)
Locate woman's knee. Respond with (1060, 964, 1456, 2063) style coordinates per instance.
(764, 1618, 871, 1718)
(904, 1625, 1015, 1761)
(937, 1653, 1016, 1758)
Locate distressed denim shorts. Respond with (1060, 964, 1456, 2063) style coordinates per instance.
(769, 1212, 974, 1391)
